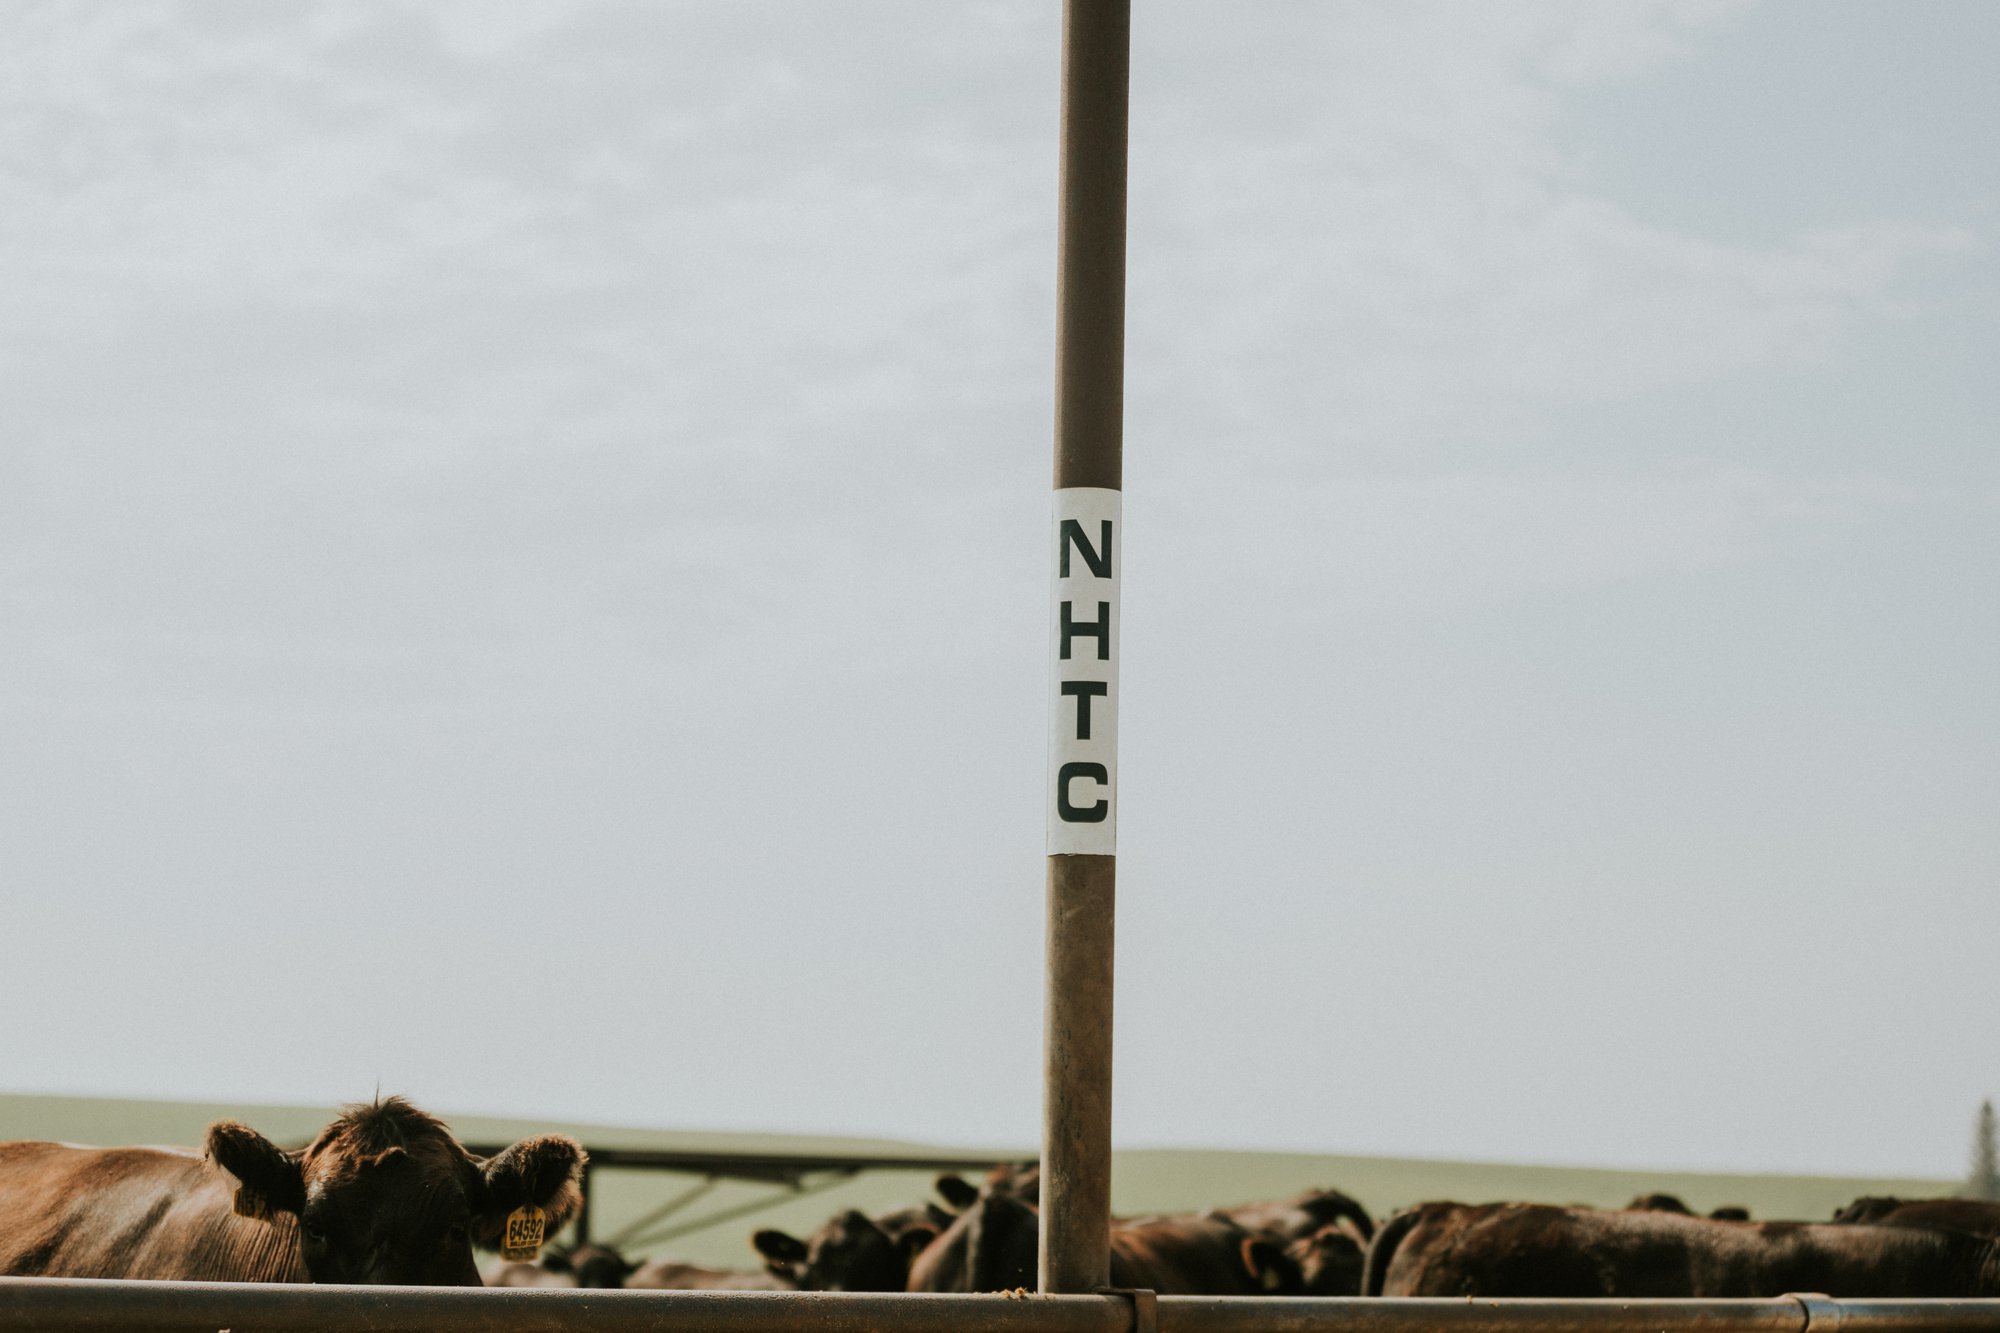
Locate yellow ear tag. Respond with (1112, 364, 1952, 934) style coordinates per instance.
(501, 1204, 547, 1262)
(232, 1187, 270, 1222)
(1261, 1265, 1283, 1292)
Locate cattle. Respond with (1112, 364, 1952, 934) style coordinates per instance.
(1240, 1220, 1368, 1296)
(567, 1243, 641, 1288)
(0, 1095, 585, 1285)
(1214, 1187, 1373, 1297)
(1627, 1192, 1694, 1214)
(1113, 1213, 1298, 1294)
(1834, 1197, 2000, 1238)
(1626, 1194, 1748, 1221)
(907, 1182, 1303, 1295)
(1218, 1187, 1374, 1244)
(751, 1203, 946, 1291)
(907, 1179, 1038, 1292)
(627, 1258, 795, 1289)
(934, 1164, 1040, 1212)
(1364, 1201, 2000, 1297)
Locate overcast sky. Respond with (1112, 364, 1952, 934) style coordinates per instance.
(3, 0, 1996, 1180)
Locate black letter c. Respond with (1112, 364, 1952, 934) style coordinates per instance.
(1057, 762, 1109, 823)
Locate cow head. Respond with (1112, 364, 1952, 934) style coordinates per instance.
(916, 1188, 1036, 1293)
(752, 1210, 935, 1291)
(1234, 1218, 1367, 1296)
(1833, 1196, 1902, 1224)
(1298, 1222, 1367, 1295)
(1626, 1193, 1694, 1215)
(567, 1243, 639, 1288)
(206, 1096, 585, 1286)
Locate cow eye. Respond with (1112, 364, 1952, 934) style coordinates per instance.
(301, 1220, 328, 1244)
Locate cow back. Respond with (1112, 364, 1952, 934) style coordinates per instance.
(1109, 1216, 1271, 1295)
(1837, 1199, 2000, 1239)
(1377, 1203, 2000, 1298)
(0, 1141, 305, 1282)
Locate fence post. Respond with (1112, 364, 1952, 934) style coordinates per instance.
(1041, 0, 1130, 1298)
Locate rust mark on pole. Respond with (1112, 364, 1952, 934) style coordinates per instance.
(1043, 0, 1130, 1299)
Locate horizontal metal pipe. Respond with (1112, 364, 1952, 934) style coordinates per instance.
(1777, 1300, 2000, 1333)
(1161, 1297, 1812, 1333)
(457, 1144, 1029, 1183)
(6, 1281, 2000, 1333)
(0, 1282, 1128, 1333)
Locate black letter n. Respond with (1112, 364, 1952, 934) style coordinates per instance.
(1059, 520, 1112, 579)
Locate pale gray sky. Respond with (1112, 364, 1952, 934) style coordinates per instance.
(2, 0, 1995, 1179)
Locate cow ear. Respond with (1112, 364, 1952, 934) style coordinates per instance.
(935, 1174, 980, 1211)
(206, 1120, 305, 1222)
(1241, 1237, 1300, 1294)
(472, 1136, 586, 1249)
(752, 1229, 808, 1264)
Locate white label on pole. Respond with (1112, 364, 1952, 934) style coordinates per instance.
(1048, 487, 1120, 856)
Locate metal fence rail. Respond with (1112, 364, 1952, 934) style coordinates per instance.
(4, 1281, 1999, 1333)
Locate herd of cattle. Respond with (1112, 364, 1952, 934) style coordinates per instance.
(507, 1171, 2000, 1299)
(4, 1097, 2000, 1298)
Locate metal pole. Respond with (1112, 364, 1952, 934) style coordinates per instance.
(1041, 0, 1129, 1298)
(5, 1280, 1998, 1333)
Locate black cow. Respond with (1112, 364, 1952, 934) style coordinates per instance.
(908, 1184, 1300, 1295)
(751, 1202, 948, 1291)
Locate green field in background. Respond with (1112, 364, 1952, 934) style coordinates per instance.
(0, 1093, 1956, 1271)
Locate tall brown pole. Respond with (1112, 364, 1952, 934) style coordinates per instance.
(1041, 0, 1128, 1297)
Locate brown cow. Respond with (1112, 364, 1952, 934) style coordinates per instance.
(907, 1185, 1296, 1295)
(1240, 1220, 1369, 1296)
(1218, 1188, 1373, 1296)
(1835, 1197, 2000, 1238)
(1365, 1201, 2000, 1297)
(1218, 1187, 1374, 1244)
(907, 1180, 1039, 1292)
(0, 1095, 585, 1285)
